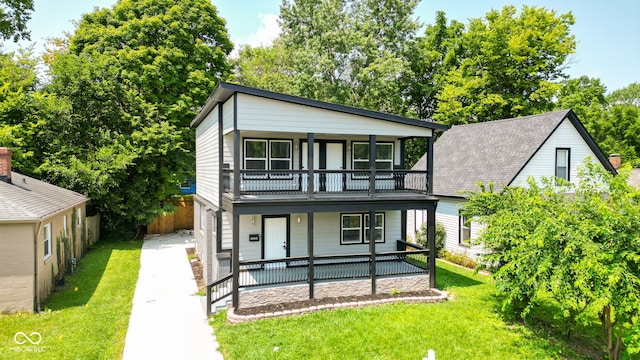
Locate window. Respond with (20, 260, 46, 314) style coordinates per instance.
(341, 213, 385, 244)
(44, 223, 52, 259)
(63, 215, 68, 237)
(352, 142, 393, 171)
(556, 148, 570, 181)
(244, 139, 292, 175)
(459, 211, 471, 245)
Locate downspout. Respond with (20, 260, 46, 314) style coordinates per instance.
(33, 221, 43, 312)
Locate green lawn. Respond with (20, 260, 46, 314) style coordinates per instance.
(0, 240, 142, 360)
(211, 260, 600, 359)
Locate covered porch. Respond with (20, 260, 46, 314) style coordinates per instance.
(206, 240, 431, 313)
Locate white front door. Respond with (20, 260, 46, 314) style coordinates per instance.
(325, 143, 344, 192)
(264, 217, 287, 260)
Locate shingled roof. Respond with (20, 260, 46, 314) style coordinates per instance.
(412, 109, 616, 197)
(0, 172, 87, 222)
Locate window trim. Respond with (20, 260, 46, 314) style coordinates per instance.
(63, 215, 68, 237)
(459, 210, 471, 245)
(77, 208, 82, 227)
(555, 148, 570, 182)
(199, 204, 206, 231)
(44, 223, 52, 260)
(350, 141, 394, 179)
(243, 138, 293, 178)
(340, 212, 385, 245)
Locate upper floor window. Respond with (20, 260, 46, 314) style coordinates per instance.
(44, 223, 52, 259)
(352, 142, 393, 170)
(244, 139, 292, 171)
(459, 211, 471, 245)
(556, 148, 570, 181)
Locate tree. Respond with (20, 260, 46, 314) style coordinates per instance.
(0, 0, 33, 42)
(464, 161, 640, 359)
(607, 82, 640, 107)
(433, 6, 576, 125)
(236, 0, 421, 114)
(555, 76, 607, 120)
(41, 0, 233, 235)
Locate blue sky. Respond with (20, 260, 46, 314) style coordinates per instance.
(8, 0, 639, 93)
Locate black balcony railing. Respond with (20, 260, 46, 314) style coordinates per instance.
(223, 169, 429, 196)
(235, 249, 429, 288)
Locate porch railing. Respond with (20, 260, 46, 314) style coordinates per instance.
(223, 169, 429, 196)
(205, 273, 233, 316)
(236, 249, 429, 289)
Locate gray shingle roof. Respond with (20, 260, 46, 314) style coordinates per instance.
(0, 172, 87, 222)
(413, 109, 614, 197)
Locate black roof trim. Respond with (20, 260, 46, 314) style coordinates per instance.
(190, 82, 450, 131)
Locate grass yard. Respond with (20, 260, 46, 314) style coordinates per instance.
(211, 260, 600, 359)
(0, 240, 142, 359)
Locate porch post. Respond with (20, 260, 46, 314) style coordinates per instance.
(307, 133, 314, 198)
(369, 209, 376, 294)
(232, 212, 240, 309)
(426, 136, 434, 195)
(307, 212, 314, 299)
(233, 129, 241, 200)
(369, 135, 376, 196)
(427, 203, 437, 288)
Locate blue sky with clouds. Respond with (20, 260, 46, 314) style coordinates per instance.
(8, 0, 639, 93)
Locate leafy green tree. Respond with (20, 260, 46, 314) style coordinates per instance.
(41, 0, 233, 235)
(555, 76, 607, 120)
(233, 40, 295, 93)
(434, 6, 576, 125)
(608, 82, 640, 107)
(464, 161, 640, 359)
(0, 0, 32, 42)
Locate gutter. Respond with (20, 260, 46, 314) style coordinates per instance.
(33, 221, 42, 312)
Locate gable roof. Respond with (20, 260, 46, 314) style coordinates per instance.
(0, 172, 88, 222)
(190, 82, 450, 132)
(412, 109, 616, 197)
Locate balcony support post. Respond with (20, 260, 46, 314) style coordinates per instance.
(307, 212, 314, 299)
(232, 211, 240, 309)
(307, 133, 314, 198)
(233, 129, 240, 200)
(427, 203, 437, 288)
(369, 135, 376, 196)
(426, 136, 434, 195)
(369, 209, 377, 295)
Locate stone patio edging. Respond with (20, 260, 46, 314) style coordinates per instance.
(226, 289, 448, 323)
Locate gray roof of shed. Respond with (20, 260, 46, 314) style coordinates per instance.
(412, 109, 616, 197)
(0, 172, 88, 222)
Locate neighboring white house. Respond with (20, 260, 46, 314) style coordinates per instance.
(408, 109, 617, 258)
(190, 82, 449, 313)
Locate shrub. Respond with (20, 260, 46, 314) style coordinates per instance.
(415, 222, 446, 257)
(441, 250, 477, 269)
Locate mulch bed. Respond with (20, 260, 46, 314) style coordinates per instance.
(233, 289, 442, 316)
(186, 247, 205, 291)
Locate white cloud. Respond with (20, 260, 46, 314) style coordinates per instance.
(244, 13, 281, 47)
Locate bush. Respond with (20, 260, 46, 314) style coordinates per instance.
(415, 222, 446, 257)
(441, 250, 478, 269)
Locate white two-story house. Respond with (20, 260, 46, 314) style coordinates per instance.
(408, 109, 617, 258)
(191, 82, 449, 313)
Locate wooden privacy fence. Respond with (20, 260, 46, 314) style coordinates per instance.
(147, 197, 194, 234)
(86, 214, 100, 245)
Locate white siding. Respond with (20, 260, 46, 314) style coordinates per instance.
(195, 105, 219, 206)
(436, 198, 485, 258)
(406, 209, 428, 242)
(237, 211, 400, 260)
(222, 97, 234, 134)
(236, 94, 433, 138)
(221, 211, 232, 250)
(223, 133, 234, 169)
(511, 119, 603, 187)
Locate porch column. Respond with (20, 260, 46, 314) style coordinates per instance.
(427, 203, 437, 288)
(426, 136, 434, 195)
(232, 212, 240, 309)
(307, 133, 314, 198)
(369, 135, 376, 196)
(307, 212, 314, 299)
(233, 129, 241, 200)
(369, 209, 377, 294)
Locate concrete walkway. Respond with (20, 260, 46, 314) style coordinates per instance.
(123, 232, 223, 360)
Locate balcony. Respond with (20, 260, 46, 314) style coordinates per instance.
(223, 169, 429, 198)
